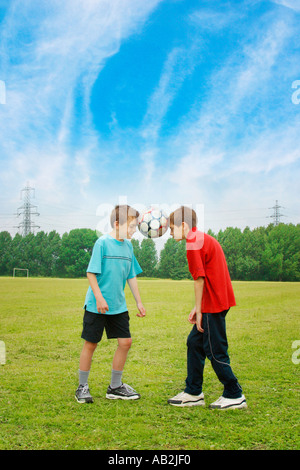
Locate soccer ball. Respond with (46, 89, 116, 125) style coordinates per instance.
(138, 208, 169, 238)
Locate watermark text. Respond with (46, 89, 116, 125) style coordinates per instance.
(95, 195, 204, 248)
(292, 340, 300, 364)
(0, 340, 6, 365)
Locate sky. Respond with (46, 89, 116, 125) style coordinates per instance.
(0, 0, 299, 246)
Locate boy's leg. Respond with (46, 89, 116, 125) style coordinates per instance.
(184, 325, 205, 395)
(79, 309, 105, 377)
(106, 338, 140, 399)
(202, 311, 242, 399)
(76, 341, 97, 403)
(168, 325, 205, 407)
(79, 340, 98, 373)
(79, 309, 104, 383)
(79, 340, 97, 386)
(111, 337, 132, 388)
(112, 337, 132, 371)
(105, 313, 140, 400)
(76, 310, 105, 403)
(104, 312, 132, 388)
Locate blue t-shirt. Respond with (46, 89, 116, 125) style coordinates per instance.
(84, 234, 142, 315)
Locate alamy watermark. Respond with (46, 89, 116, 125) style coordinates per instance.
(0, 341, 5, 365)
(0, 80, 6, 104)
(292, 340, 300, 365)
(291, 80, 300, 105)
(95, 195, 204, 248)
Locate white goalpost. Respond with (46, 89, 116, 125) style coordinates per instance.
(13, 268, 29, 278)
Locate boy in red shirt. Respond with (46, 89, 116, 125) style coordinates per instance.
(168, 206, 246, 409)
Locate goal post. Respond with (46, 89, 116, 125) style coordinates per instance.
(13, 268, 29, 278)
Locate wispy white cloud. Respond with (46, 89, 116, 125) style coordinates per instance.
(189, 7, 243, 31)
(0, 0, 163, 201)
(136, 6, 300, 230)
(272, 0, 300, 12)
(169, 145, 224, 185)
(139, 42, 201, 184)
(226, 126, 300, 176)
(141, 46, 196, 141)
(165, 11, 299, 185)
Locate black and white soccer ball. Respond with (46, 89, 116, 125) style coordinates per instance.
(138, 208, 169, 238)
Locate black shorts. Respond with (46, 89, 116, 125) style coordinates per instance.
(81, 309, 131, 343)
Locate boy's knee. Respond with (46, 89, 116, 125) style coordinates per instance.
(85, 341, 98, 352)
(118, 337, 132, 350)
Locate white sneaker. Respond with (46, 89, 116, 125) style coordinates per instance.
(168, 391, 205, 407)
(209, 395, 247, 410)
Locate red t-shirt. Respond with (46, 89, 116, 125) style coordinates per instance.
(186, 228, 236, 313)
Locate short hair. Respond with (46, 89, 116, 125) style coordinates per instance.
(110, 205, 140, 228)
(169, 206, 198, 228)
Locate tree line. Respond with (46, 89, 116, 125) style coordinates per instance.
(0, 223, 299, 281)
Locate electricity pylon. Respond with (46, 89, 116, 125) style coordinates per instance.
(15, 183, 40, 236)
(268, 200, 285, 226)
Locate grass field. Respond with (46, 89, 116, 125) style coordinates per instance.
(0, 277, 299, 450)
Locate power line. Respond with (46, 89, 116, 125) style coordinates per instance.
(14, 182, 40, 236)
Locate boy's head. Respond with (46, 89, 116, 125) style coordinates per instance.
(110, 205, 140, 240)
(169, 206, 198, 241)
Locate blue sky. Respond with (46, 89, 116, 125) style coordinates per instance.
(0, 0, 299, 242)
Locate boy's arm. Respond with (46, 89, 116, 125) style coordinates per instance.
(127, 277, 146, 317)
(189, 277, 204, 332)
(87, 272, 109, 314)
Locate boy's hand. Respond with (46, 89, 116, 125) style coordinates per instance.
(136, 302, 146, 317)
(188, 307, 196, 324)
(188, 307, 204, 332)
(196, 312, 204, 332)
(96, 295, 109, 314)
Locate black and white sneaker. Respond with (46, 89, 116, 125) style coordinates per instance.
(209, 395, 247, 410)
(106, 383, 140, 400)
(168, 391, 205, 407)
(75, 384, 93, 403)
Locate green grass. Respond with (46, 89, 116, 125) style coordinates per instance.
(0, 277, 299, 450)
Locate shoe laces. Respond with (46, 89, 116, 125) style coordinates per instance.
(121, 383, 133, 392)
(81, 384, 89, 395)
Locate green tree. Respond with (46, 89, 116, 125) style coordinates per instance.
(58, 229, 99, 278)
(0, 231, 12, 275)
(260, 242, 283, 281)
(138, 238, 158, 277)
(10, 232, 36, 275)
(158, 238, 191, 280)
(32, 231, 48, 276)
(46, 231, 62, 277)
(261, 223, 300, 281)
(131, 238, 142, 274)
(8, 233, 22, 275)
(217, 227, 243, 279)
(235, 226, 265, 280)
(235, 255, 260, 281)
(1, 222, 298, 281)
(280, 224, 300, 281)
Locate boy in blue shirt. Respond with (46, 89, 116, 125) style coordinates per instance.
(75, 205, 146, 403)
